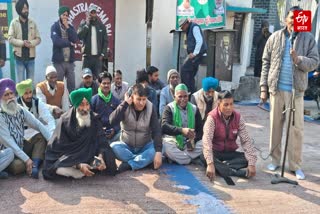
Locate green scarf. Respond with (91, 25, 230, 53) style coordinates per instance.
(98, 88, 112, 103)
(173, 101, 195, 150)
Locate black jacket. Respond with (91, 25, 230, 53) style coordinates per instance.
(77, 19, 108, 57)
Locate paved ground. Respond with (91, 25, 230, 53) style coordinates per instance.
(0, 101, 319, 213)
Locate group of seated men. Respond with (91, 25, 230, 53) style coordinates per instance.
(0, 65, 257, 185)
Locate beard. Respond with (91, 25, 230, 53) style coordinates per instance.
(1, 99, 19, 116)
(76, 109, 91, 128)
(20, 12, 29, 19)
(204, 94, 213, 101)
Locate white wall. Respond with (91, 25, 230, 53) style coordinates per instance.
(151, 0, 176, 83)
(29, 0, 59, 84)
(115, 0, 146, 86)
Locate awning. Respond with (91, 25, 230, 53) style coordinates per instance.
(226, 5, 267, 14)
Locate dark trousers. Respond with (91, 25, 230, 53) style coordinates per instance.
(254, 60, 262, 77)
(214, 151, 248, 173)
(180, 55, 202, 94)
(201, 151, 248, 176)
(83, 55, 103, 79)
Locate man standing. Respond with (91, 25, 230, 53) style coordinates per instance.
(51, 6, 78, 93)
(78, 4, 108, 79)
(260, 6, 319, 180)
(36, 65, 70, 119)
(8, 0, 41, 82)
(42, 88, 117, 180)
(202, 91, 257, 184)
(111, 69, 129, 101)
(109, 84, 162, 172)
(77, 68, 99, 96)
(91, 72, 121, 143)
(179, 18, 207, 94)
(0, 78, 51, 178)
(0, 29, 6, 79)
(159, 69, 180, 116)
(161, 84, 203, 165)
(191, 77, 219, 123)
(253, 20, 271, 77)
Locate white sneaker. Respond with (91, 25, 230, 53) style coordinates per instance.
(267, 163, 279, 171)
(295, 169, 305, 180)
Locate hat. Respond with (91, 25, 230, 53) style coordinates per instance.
(69, 87, 93, 108)
(136, 69, 149, 83)
(175, 83, 188, 93)
(202, 77, 219, 92)
(16, 79, 32, 96)
(15, 0, 28, 16)
(88, 4, 97, 13)
(82, 68, 93, 78)
(0, 78, 16, 98)
(59, 6, 70, 16)
(167, 69, 180, 83)
(178, 18, 188, 28)
(46, 65, 57, 76)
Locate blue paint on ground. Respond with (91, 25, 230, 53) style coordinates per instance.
(163, 163, 231, 214)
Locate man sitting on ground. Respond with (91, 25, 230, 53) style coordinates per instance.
(0, 148, 14, 179)
(77, 68, 99, 95)
(161, 83, 203, 164)
(202, 90, 257, 185)
(159, 69, 180, 116)
(17, 79, 56, 136)
(147, 65, 166, 96)
(191, 77, 219, 123)
(0, 78, 51, 179)
(42, 88, 117, 180)
(109, 84, 162, 172)
(91, 72, 121, 143)
(36, 65, 70, 119)
(136, 69, 158, 112)
(111, 69, 128, 101)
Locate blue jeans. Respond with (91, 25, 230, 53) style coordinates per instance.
(110, 141, 155, 170)
(0, 67, 2, 79)
(0, 148, 14, 172)
(15, 59, 35, 83)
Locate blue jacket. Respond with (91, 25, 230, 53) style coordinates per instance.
(91, 94, 121, 132)
(187, 22, 207, 55)
(51, 20, 78, 63)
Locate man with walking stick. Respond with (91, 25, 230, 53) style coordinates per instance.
(260, 6, 319, 180)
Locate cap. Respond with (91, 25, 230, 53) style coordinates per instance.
(178, 18, 188, 28)
(88, 4, 97, 13)
(82, 68, 93, 78)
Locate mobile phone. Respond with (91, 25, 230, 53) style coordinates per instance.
(91, 156, 101, 169)
(127, 87, 133, 97)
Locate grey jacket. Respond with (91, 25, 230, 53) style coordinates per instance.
(260, 27, 319, 94)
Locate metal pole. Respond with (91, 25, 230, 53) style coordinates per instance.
(6, 0, 15, 81)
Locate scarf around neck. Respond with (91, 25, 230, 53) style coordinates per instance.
(173, 101, 195, 150)
(98, 88, 112, 103)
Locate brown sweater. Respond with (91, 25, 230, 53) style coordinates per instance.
(36, 81, 64, 108)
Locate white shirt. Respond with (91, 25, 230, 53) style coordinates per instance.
(91, 26, 98, 55)
(36, 81, 70, 113)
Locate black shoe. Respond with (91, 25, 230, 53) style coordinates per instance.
(191, 157, 205, 167)
(117, 162, 132, 173)
(229, 169, 247, 178)
(0, 171, 9, 179)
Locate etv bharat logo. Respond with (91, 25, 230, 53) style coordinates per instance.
(293, 10, 311, 32)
